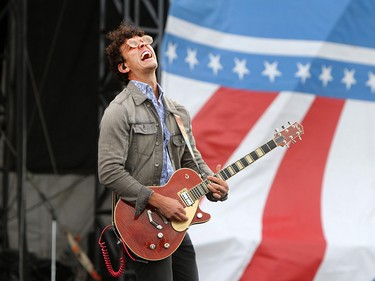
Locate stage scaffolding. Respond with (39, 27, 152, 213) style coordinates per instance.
(1, 0, 169, 280)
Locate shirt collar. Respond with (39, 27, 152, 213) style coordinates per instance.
(131, 80, 164, 103)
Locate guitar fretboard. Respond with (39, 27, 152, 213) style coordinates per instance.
(188, 139, 278, 201)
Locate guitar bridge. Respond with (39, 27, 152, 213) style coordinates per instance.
(178, 188, 194, 207)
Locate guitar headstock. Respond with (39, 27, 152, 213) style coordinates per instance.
(274, 121, 304, 148)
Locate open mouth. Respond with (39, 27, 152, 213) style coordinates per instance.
(141, 50, 152, 61)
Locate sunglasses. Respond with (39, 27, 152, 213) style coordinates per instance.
(126, 35, 153, 48)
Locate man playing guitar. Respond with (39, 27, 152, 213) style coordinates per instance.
(98, 22, 229, 281)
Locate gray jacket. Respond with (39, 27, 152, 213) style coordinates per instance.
(98, 82, 215, 216)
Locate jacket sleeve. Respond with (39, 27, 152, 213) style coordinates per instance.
(98, 102, 153, 217)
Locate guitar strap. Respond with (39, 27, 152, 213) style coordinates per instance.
(173, 114, 205, 179)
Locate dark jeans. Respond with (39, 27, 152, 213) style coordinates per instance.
(126, 233, 199, 281)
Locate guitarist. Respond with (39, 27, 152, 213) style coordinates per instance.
(98, 22, 229, 281)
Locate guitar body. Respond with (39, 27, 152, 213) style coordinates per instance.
(114, 168, 211, 261)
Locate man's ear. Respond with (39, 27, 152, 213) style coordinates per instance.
(118, 63, 129, 73)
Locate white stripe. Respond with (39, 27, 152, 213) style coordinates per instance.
(314, 100, 375, 281)
(166, 16, 375, 66)
(161, 71, 220, 117)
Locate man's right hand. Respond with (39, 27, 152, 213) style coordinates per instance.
(148, 192, 188, 222)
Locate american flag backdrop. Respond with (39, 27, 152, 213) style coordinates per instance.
(160, 1, 375, 281)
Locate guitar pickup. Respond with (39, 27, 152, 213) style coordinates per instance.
(178, 188, 194, 207)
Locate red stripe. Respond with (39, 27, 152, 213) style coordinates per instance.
(241, 97, 345, 281)
(192, 87, 277, 170)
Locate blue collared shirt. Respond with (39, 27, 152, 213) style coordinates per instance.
(131, 80, 174, 185)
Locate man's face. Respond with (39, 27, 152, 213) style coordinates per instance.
(119, 35, 158, 79)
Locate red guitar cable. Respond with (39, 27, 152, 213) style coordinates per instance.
(98, 225, 134, 278)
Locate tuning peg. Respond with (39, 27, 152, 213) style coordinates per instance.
(283, 140, 290, 148)
(275, 128, 279, 133)
(297, 132, 302, 140)
(288, 121, 291, 125)
(281, 125, 285, 129)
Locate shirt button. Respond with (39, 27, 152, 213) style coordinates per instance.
(156, 141, 160, 145)
(155, 163, 160, 167)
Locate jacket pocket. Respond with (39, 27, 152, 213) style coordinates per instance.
(132, 123, 157, 156)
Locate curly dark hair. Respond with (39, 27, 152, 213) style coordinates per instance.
(105, 22, 145, 85)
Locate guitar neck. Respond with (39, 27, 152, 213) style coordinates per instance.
(188, 138, 278, 202)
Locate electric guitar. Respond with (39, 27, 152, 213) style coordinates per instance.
(114, 121, 304, 261)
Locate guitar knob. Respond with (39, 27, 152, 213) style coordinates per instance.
(164, 243, 170, 249)
(149, 244, 156, 250)
(157, 232, 164, 239)
(196, 213, 203, 219)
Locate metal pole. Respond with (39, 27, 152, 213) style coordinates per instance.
(51, 219, 57, 281)
(15, 0, 29, 279)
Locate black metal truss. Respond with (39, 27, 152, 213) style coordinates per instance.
(1, 0, 29, 280)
